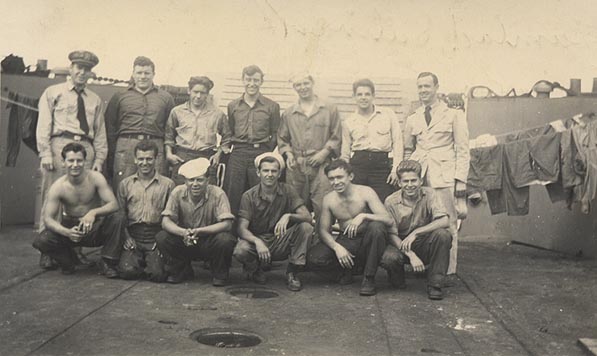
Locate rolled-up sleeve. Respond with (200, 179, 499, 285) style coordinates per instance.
(217, 112, 232, 152)
(277, 110, 292, 156)
(92, 100, 107, 165)
(161, 190, 180, 223)
(164, 110, 178, 148)
(324, 106, 342, 157)
(215, 190, 235, 221)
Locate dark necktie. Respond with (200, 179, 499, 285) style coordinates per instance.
(424, 105, 432, 126)
(75, 89, 89, 135)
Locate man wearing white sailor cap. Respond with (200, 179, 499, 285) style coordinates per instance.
(233, 151, 313, 291)
(156, 158, 237, 285)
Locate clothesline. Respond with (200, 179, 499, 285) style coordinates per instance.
(1, 95, 38, 111)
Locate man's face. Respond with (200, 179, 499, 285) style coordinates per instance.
(69, 63, 91, 86)
(354, 86, 374, 111)
(417, 75, 438, 105)
(132, 65, 155, 91)
(257, 161, 281, 188)
(293, 77, 314, 100)
(243, 73, 263, 96)
(398, 171, 422, 198)
(185, 175, 209, 199)
(189, 84, 209, 108)
(63, 151, 86, 177)
(327, 168, 353, 194)
(134, 149, 156, 176)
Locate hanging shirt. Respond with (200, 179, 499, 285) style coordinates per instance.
(164, 100, 231, 152)
(340, 105, 403, 171)
(36, 79, 107, 164)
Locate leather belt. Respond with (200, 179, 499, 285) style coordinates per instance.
(119, 134, 162, 140)
(52, 132, 92, 143)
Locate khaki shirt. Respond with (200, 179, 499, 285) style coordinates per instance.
(118, 172, 175, 226)
(162, 185, 234, 229)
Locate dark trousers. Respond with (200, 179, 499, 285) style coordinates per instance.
(351, 151, 395, 202)
(380, 228, 452, 288)
(155, 231, 237, 280)
(118, 224, 166, 282)
(170, 147, 216, 186)
(32, 212, 125, 269)
(224, 145, 268, 214)
(307, 221, 387, 278)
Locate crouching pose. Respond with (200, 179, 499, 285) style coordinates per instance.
(156, 158, 237, 286)
(33, 143, 124, 277)
(233, 152, 313, 291)
(117, 140, 175, 282)
(381, 160, 452, 300)
(308, 160, 394, 296)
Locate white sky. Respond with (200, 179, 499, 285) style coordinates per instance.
(3, 0, 597, 95)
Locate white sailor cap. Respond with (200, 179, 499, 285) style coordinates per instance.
(178, 158, 210, 179)
(254, 151, 285, 171)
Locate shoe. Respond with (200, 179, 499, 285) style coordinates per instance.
(337, 269, 354, 285)
(39, 254, 58, 270)
(166, 275, 186, 284)
(427, 286, 444, 300)
(61, 265, 76, 275)
(73, 248, 94, 267)
(386, 265, 406, 289)
(166, 264, 194, 284)
(251, 268, 267, 284)
(360, 276, 376, 296)
(212, 277, 227, 287)
(286, 272, 302, 292)
(99, 259, 119, 279)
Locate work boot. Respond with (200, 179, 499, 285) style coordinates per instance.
(286, 272, 302, 292)
(386, 265, 406, 289)
(427, 286, 444, 300)
(39, 253, 58, 270)
(337, 269, 354, 285)
(250, 268, 267, 284)
(359, 276, 376, 296)
(73, 247, 94, 267)
(212, 277, 228, 287)
(99, 259, 119, 279)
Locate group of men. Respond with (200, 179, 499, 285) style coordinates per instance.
(32, 50, 469, 300)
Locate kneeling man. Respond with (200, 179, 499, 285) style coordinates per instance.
(33, 143, 123, 277)
(233, 152, 313, 291)
(156, 158, 237, 286)
(308, 160, 394, 296)
(381, 160, 452, 300)
(117, 140, 175, 282)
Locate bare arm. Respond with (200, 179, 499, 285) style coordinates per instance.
(343, 187, 394, 238)
(238, 217, 271, 264)
(88, 172, 119, 217)
(43, 183, 73, 236)
(162, 215, 187, 237)
(319, 195, 355, 268)
(192, 219, 232, 237)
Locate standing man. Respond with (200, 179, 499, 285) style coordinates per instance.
(381, 160, 452, 300)
(224, 65, 281, 214)
(233, 152, 313, 291)
(156, 158, 237, 286)
(403, 72, 469, 274)
(341, 78, 403, 202)
(105, 56, 175, 190)
(32, 143, 123, 277)
(165, 76, 231, 185)
(117, 140, 175, 282)
(36, 50, 107, 268)
(278, 74, 341, 222)
(307, 160, 394, 296)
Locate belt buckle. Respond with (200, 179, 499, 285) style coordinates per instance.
(136, 135, 145, 140)
(253, 143, 260, 148)
(73, 135, 82, 141)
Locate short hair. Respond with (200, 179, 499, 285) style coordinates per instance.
(188, 76, 214, 92)
(396, 160, 422, 179)
(257, 156, 280, 170)
(134, 140, 158, 158)
(324, 159, 353, 176)
(352, 78, 375, 96)
(61, 142, 87, 160)
(133, 56, 155, 72)
(417, 72, 439, 86)
(290, 74, 315, 85)
(242, 65, 264, 80)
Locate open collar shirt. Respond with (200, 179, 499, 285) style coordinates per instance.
(228, 93, 280, 149)
(164, 99, 231, 152)
(278, 97, 342, 157)
(36, 79, 107, 163)
(117, 171, 175, 226)
(384, 187, 447, 238)
(341, 105, 403, 170)
(162, 185, 234, 229)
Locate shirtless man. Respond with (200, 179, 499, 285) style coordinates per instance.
(32, 143, 124, 277)
(307, 159, 394, 296)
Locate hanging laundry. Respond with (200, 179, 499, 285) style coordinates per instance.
(4, 91, 40, 167)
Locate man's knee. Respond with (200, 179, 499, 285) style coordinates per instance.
(32, 231, 55, 252)
(295, 222, 314, 240)
(432, 229, 453, 247)
(213, 232, 237, 250)
(380, 245, 406, 268)
(155, 231, 172, 248)
(365, 221, 387, 238)
(233, 240, 253, 261)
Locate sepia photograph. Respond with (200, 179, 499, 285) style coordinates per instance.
(1, 1, 597, 355)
